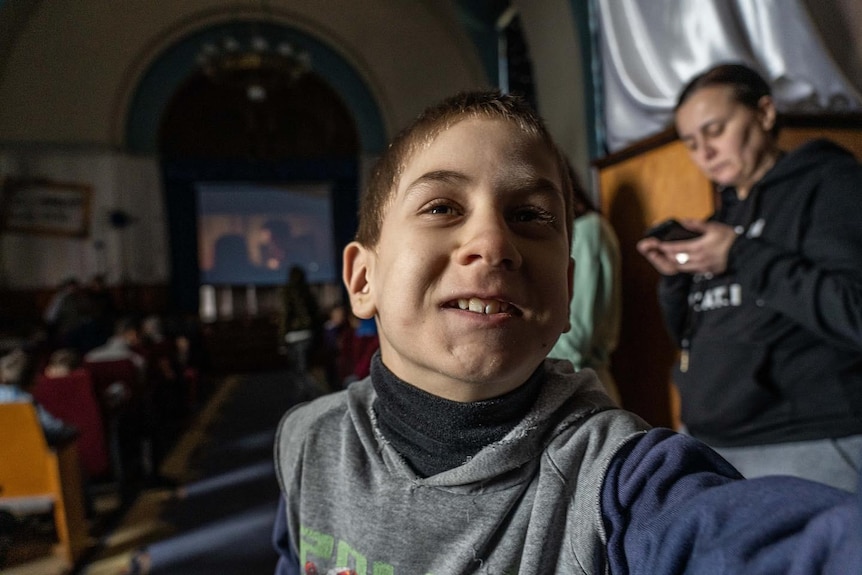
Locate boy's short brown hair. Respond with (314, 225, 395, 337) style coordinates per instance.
(355, 90, 575, 248)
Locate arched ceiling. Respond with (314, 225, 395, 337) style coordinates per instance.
(0, 1, 488, 153)
(127, 19, 380, 155)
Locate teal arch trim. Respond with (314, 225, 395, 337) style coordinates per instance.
(453, 0, 501, 84)
(572, 0, 601, 159)
(125, 21, 386, 155)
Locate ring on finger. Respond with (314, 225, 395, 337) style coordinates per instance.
(675, 252, 690, 265)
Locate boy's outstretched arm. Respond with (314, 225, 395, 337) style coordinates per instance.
(273, 496, 300, 575)
(602, 428, 862, 575)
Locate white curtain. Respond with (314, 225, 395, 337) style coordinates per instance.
(596, 0, 862, 153)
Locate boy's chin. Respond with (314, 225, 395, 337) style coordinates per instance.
(380, 337, 550, 398)
(437, 354, 545, 396)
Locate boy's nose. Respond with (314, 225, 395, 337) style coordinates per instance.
(456, 214, 522, 269)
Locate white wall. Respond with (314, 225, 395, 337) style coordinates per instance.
(517, 0, 592, 190)
(0, 150, 168, 289)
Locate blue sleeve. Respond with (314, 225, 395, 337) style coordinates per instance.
(602, 428, 862, 575)
(273, 496, 300, 575)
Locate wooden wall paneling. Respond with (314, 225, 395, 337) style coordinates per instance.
(595, 134, 712, 427)
(777, 127, 862, 159)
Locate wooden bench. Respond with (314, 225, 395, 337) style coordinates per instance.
(0, 402, 89, 566)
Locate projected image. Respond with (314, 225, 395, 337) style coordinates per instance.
(197, 182, 336, 285)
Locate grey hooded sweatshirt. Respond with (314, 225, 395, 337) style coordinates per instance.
(274, 358, 648, 574)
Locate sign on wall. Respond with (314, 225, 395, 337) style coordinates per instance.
(0, 178, 92, 237)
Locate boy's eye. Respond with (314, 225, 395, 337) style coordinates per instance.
(510, 206, 556, 225)
(420, 199, 462, 218)
(428, 204, 455, 215)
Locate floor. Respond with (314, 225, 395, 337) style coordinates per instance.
(4, 366, 325, 575)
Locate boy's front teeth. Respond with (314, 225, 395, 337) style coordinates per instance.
(458, 298, 508, 314)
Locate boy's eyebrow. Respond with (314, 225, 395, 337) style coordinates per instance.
(507, 175, 561, 196)
(404, 169, 562, 197)
(404, 170, 469, 195)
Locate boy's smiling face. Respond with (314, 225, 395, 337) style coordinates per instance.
(344, 117, 573, 402)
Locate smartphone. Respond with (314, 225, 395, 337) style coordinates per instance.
(643, 219, 702, 242)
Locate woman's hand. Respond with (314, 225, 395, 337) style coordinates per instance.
(636, 235, 681, 276)
(636, 219, 739, 276)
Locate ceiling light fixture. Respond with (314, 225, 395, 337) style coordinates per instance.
(195, 13, 311, 102)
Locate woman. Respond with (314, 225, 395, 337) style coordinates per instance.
(548, 168, 622, 405)
(637, 63, 862, 491)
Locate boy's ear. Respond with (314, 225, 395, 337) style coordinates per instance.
(343, 241, 377, 319)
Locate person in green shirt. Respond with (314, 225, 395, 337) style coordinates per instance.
(548, 167, 622, 404)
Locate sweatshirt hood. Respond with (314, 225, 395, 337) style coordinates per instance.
(761, 138, 857, 186)
(359, 358, 616, 491)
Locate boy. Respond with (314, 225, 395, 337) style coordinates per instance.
(273, 91, 861, 574)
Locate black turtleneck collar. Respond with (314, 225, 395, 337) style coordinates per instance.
(370, 352, 545, 477)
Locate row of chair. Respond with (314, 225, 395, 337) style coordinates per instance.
(1, 355, 178, 568)
(0, 402, 90, 565)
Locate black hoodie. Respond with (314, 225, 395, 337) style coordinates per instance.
(659, 139, 862, 447)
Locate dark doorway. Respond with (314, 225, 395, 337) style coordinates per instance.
(158, 54, 360, 314)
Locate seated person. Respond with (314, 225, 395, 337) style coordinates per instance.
(271, 90, 862, 574)
(84, 316, 154, 485)
(0, 348, 77, 446)
(43, 347, 82, 378)
(84, 315, 146, 374)
(139, 314, 182, 385)
(138, 314, 188, 443)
